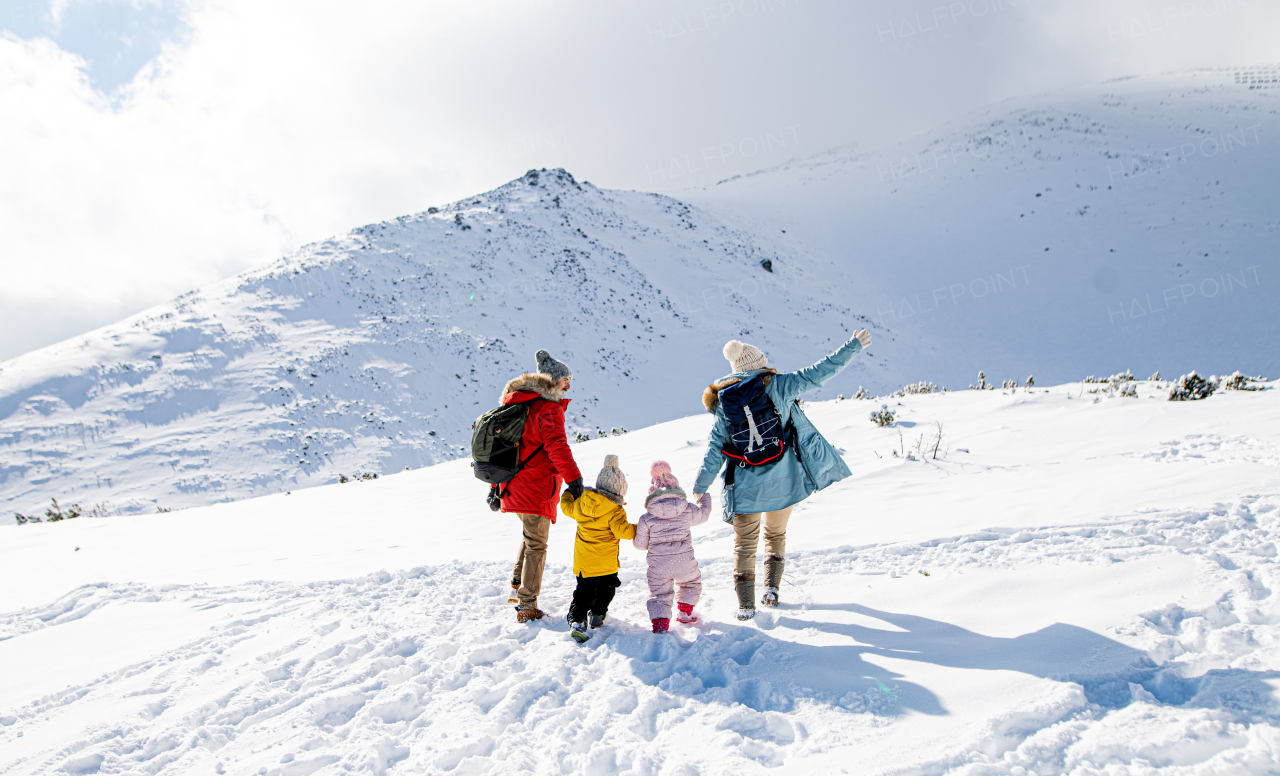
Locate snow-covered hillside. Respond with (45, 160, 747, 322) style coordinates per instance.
(2, 380, 1278, 774)
(0, 169, 889, 517)
(688, 67, 1279, 386)
(2, 68, 1276, 518)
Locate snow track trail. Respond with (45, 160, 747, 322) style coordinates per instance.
(3, 493, 1279, 775)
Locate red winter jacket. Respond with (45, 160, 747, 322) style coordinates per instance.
(497, 373, 583, 521)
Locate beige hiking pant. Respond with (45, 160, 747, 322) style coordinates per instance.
(512, 513, 551, 608)
(733, 505, 794, 576)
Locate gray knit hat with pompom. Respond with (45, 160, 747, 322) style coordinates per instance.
(595, 455, 627, 504)
(535, 349, 572, 382)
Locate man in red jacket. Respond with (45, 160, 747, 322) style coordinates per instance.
(501, 350, 584, 622)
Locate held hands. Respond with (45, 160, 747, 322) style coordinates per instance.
(853, 329, 872, 348)
(566, 478, 585, 500)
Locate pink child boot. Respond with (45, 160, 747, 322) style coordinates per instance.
(676, 603, 698, 624)
(652, 618, 670, 633)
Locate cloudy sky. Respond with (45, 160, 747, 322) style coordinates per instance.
(1, 0, 1276, 362)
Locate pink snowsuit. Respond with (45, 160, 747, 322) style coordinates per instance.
(634, 492, 712, 620)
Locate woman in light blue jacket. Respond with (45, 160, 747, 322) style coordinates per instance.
(692, 330, 872, 620)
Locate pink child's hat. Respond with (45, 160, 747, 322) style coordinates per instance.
(645, 460, 686, 507)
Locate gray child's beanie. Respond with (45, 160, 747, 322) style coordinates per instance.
(595, 455, 627, 504)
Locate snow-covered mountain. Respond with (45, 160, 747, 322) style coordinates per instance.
(0, 169, 890, 517)
(687, 66, 1279, 384)
(2, 67, 1276, 517)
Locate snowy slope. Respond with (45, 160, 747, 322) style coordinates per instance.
(2, 381, 1278, 775)
(3, 68, 1277, 520)
(686, 66, 1280, 388)
(0, 169, 891, 517)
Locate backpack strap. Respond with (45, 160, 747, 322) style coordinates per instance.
(497, 443, 545, 499)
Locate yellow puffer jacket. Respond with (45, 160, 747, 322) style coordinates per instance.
(559, 488, 636, 578)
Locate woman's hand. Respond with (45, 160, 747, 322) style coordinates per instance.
(854, 329, 872, 348)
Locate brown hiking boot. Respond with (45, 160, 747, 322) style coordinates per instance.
(763, 554, 784, 607)
(734, 574, 756, 620)
(515, 607, 545, 623)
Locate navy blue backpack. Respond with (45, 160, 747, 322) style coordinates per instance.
(718, 376, 792, 466)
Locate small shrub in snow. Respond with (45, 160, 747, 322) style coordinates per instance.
(1120, 382, 1138, 398)
(1221, 371, 1259, 392)
(44, 498, 82, 522)
(1148, 371, 1161, 382)
(1168, 372, 1215, 401)
(869, 405, 897, 427)
(1087, 370, 1133, 385)
(1002, 378, 1018, 390)
(854, 386, 869, 400)
(970, 371, 992, 390)
(1026, 375, 1035, 388)
(338, 472, 379, 484)
(15, 498, 110, 524)
(891, 381, 942, 398)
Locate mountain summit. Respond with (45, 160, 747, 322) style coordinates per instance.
(0, 168, 883, 515)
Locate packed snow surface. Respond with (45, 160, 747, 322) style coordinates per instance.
(3, 380, 1279, 775)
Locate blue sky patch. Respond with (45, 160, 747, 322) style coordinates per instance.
(2, 0, 189, 92)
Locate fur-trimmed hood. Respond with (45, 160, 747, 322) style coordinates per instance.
(501, 372, 566, 404)
(701, 371, 775, 413)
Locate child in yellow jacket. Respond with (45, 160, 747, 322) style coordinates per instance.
(559, 454, 635, 643)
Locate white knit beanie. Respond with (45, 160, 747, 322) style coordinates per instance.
(595, 455, 627, 504)
(723, 340, 768, 373)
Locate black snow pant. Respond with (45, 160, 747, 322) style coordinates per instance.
(568, 573, 621, 623)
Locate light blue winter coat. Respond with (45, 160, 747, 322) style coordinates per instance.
(694, 338, 863, 521)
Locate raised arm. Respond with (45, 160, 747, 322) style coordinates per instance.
(774, 332, 869, 398)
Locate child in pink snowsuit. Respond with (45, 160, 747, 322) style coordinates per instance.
(633, 461, 712, 633)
